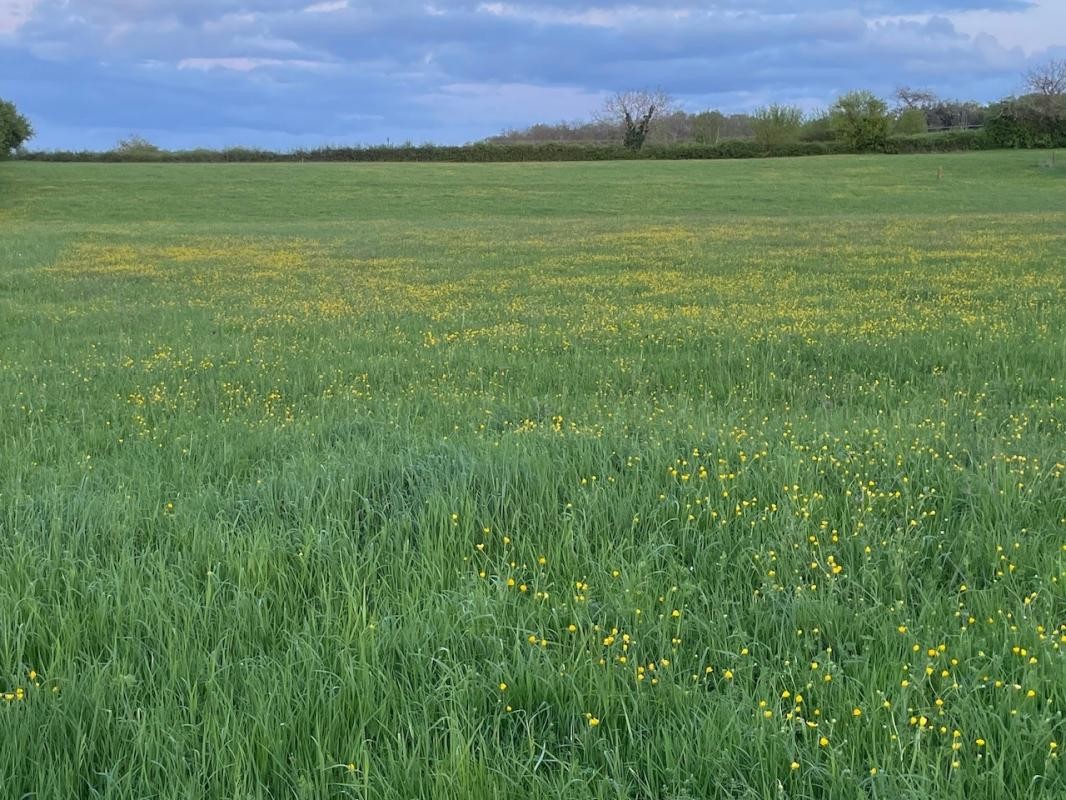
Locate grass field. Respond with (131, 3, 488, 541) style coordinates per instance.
(1, 152, 1064, 799)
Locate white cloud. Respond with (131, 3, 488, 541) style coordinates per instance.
(304, 0, 348, 12)
(873, 0, 1065, 57)
(475, 2, 672, 28)
(177, 57, 330, 72)
(949, 0, 1065, 55)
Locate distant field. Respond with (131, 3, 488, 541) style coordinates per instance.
(1, 153, 1064, 799)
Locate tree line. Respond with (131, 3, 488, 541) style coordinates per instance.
(489, 92, 987, 148)
(2, 60, 1063, 159)
(489, 60, 1066, 152)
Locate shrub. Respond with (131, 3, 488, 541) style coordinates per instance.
(799, 112, 837, 143)
(113, 135, 164, 159)
(750, 105, 805, 148)
(984, 97, 1066, 149)
(830, 91, 891, 152)
(895, 108, 928, 136)
(883, 130, 992, 154)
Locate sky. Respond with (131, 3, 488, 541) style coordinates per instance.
(1, 0, 1064, 150)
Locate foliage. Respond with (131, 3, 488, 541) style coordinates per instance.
(883, 130, 992, 153)
(894, 108, 928, 136)
(690, 110, 726, 144)
(490, 90, 994, 150)
(489, 120, 618, 144)
(0, 98, 33, 155)
(830, 90, 892, 151)
(750, 105, 805, 147)
(0, 153, 1064, 798)
(113, 135, 164, 157)
(19, 129, 1032, 164)
(925, 100, 986, 131)
(488, 110, 757, 146)
(799, 111, 837, 142)
(984, 96, 1066, 149)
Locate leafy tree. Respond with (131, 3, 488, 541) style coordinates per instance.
(691, 110, 725, 145)
(924, 100, 986, 130)
(750, 105, 804, 147)
(0, 99, 33, 155)
(830, 91, 890, 151)
(895, 108, 928, 136)
(599, 89, 673, 151)
(799, 111, 836, 142)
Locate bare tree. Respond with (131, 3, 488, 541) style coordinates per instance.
(1023, 59, 1066, 117)
(599, 89, 674, 150)
(1024, 59, 1066, 98)
(893, 86, 938, 110)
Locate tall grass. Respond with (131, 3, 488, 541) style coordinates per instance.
(0, 152, 1063, 798)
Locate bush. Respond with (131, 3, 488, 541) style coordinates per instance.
(895, 108, 928, 136)
(984, 97, 1066, 149)
(883, 130, 992, 154)
(113, 135, 164, 159)
(925, 101, 987, 131)
(830, 91, 891, 152)
(799, 112, 837, 143)
(0, 99, 33, 156)
(750, 105, 805, 148)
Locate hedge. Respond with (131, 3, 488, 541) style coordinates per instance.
(983, 101, 1066, 149)
(12, 130, 1058, 163)
(882, 130, 994, 153)
(15, 141, 849, 163)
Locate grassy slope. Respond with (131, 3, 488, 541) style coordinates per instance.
(0, 152, 1064, 799)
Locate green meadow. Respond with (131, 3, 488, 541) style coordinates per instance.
(0, 152, 1064, 799)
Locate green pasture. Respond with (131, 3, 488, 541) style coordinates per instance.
(0, 152, 1063, 798)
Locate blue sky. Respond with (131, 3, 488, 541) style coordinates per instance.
(1, 0, 1063, 150)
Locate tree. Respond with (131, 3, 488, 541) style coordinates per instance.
(894, 108, 928, 136)
(1023, 59, 1066, 117)
(925, 100, 986, 130)
(799, 111, 836, 142)
(599, 89, 673, 151)
(894, 87, 938, 111)
(830, 90, 891, 152)
(0, 99, 33, 156)
(750, 105, 804, 147)
(691, 110, 725, 145)
(1024, 59, 1066, 99)
(648, 110, 693, 145)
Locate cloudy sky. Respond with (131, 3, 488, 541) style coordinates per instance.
(1, 0, 1063, 150)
